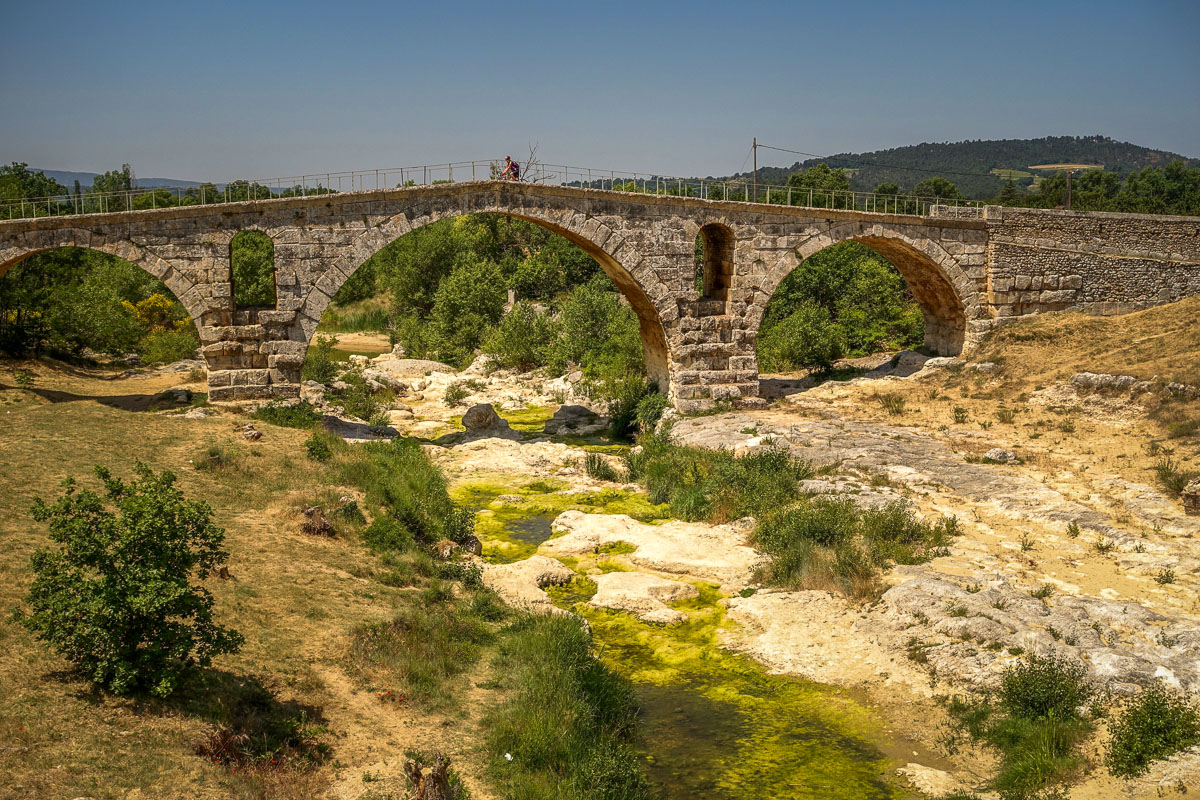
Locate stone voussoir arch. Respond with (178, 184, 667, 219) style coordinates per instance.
(0, 227, 209, 330)
(293, 193, 677, 387)
(752, 222, 982, 356)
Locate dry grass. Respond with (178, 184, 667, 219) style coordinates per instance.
(976, 296, 1200, 386)
(0, 360, 496, 799)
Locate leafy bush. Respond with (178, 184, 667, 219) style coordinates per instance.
(362, 515, 415, 553)
(252, 400, 323, 429)
(230, 230, 276, 307)
(999, 654, 1093, 722)
(482, 301, 557, 372)
(305, 433, 332, 461)
(138, 327, 199, 364)
(1107, 683, 1200, 777)
(593, 374, 658, 439)
(301, 334, 340, 384)
(390, 313, 433, 360)
(634, 392, 670, 433)
(483, 613, 650, 800)
(333, 375, 381, 422)
(427, 258, 506, 367)
(444, 381, 471, 407)
(757, 301, 845, 373)
(753, 498, 958, 600)
(946, 655, 1096, 799)
(19, 464, 243, 696)
(756, 242, 923, 373)
(548, 276, 644, 378)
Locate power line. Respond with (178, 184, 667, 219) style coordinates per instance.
(754, 143, 1003, 180)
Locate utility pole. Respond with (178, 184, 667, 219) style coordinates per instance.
(1066, 169, 1074, 210)
(752, 137, 758, 202)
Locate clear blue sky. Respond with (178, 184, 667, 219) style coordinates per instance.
(3, 0, 1197, 181)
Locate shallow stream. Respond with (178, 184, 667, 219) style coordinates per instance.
(459, 464, 929, 799)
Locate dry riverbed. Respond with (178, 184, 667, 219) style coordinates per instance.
(4, 323, 1199, 798)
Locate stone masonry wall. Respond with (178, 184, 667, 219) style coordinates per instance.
(984, 206, 1200, 319)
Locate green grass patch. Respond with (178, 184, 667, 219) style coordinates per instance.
(753, 497, 960, 602)
(500, 404, 558, 433)
(346, 591, 498, 711)
(625, 433, 814, 523)
(251, 400, 324, 429)
(482, 613, 651, 800)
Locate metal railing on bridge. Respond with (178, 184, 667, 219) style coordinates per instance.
(0, 158, 984, 221)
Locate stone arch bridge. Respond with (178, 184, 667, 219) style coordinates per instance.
(2, 182, 1198, 409)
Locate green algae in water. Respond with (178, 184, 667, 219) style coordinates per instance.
(545, 575, 597, 606)
(455, 475, 907, 797)
(498, 404, 558, 433)
(575, 587, 903, 800)
(451, 479, 670, 564)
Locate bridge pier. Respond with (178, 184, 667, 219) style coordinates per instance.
(200, 310, 304, 402)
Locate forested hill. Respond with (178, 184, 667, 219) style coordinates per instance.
(719, 136, 1198, 199)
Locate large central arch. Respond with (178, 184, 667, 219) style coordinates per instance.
(295, 200, 674, 389)
(754, 227, 976, 356)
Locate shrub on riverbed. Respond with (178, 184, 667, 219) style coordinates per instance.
(483, 613, 650, 800)
(1106, 683, 1200, 777)
(753, 498, 959, 600)
(945, 654, 1095, 799)
(625, 433, 813, 522)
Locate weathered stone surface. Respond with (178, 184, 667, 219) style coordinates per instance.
(1184, 480, 1200, 516)
(545, 510, 763, 589)
(481, 555, 575, 613)
(587, 572, 700, 625)
(543, 404, 598, 434)
(461, 403, 507, 431)
(984, 447, 1019, 464)
(2, 183, 1197, 411)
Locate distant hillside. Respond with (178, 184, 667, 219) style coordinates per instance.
(33, 169, 211, 191)
(719, 136, 1199, 200)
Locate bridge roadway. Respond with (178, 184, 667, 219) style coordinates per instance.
(2, 180, 1198, 407)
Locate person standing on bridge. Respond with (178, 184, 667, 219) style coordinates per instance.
(501, 155, 520, 181)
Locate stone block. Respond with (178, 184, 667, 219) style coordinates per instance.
(1039, 289, 1077, 305)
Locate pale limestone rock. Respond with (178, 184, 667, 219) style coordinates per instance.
(588, 572, 699, 624)
(481, 556, 574, 613)
(461, 403, 507, 431)
(1184, 480, 1200, 516)
(545, 510, 763, 590)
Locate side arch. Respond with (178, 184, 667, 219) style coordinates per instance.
(295, 203, 676, 390)
(754, 227, 978, 356)
(0, 232, 208, 331)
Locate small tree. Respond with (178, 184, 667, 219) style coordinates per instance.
(20, 464, 243, 697)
